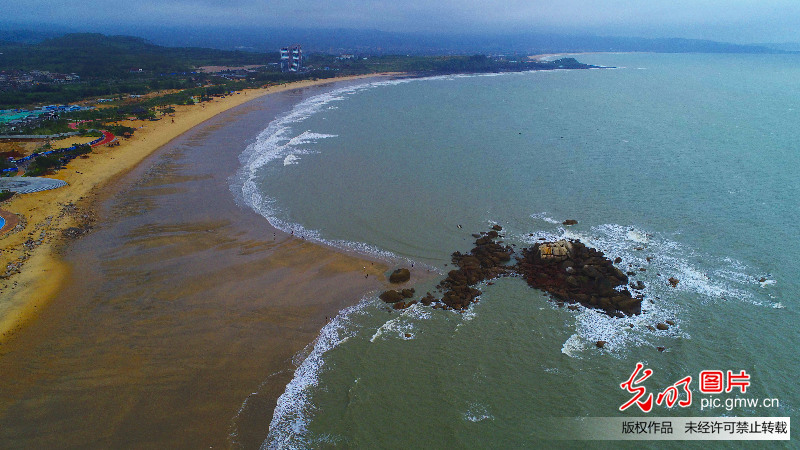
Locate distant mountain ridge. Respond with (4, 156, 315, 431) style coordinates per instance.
(0, 27, 793, 81)
(0, 26, 791, 56)
(0, 33, 272, 77)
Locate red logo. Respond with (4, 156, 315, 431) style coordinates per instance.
(620, 364, 752, 412)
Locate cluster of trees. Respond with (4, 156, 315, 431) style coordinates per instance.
(25, 143, 92, 177)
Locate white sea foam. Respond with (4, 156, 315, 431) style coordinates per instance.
(463, 403, 494, 422)
(523, 218, 767, 358)
(370, 302, 431, 342)
(282, 154, 300, 166)
(263, 298, 371, 449)
(561, 334, 585, 358)
(530, 212, 561, 225)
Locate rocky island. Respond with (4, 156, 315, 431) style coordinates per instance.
(382, 226, 642, 317)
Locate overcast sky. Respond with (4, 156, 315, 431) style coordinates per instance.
(4, 0, 800, 44)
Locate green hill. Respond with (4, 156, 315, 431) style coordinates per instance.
(0, 33, 273, 77)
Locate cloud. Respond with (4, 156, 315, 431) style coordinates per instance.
(4, 0, 800, 43)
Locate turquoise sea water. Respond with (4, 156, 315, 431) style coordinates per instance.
(233, 53, 799, 447)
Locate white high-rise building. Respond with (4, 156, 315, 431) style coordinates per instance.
(280, 45, 303, 72)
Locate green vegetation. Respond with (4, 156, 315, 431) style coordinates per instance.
(0, 33, 271, 77)
(0, 190, 14, 202)
(1, 33, 595, 134)
(25, 143, 92, 177)
(105, 124, 136, 136)
(25, 154, 61, 176)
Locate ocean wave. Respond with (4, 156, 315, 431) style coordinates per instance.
(369, 302, 430, 342)
(529, 212, 562, 225)
(263, 298, 372, 449)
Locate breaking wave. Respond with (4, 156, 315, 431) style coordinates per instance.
(511, 218, 775, 357)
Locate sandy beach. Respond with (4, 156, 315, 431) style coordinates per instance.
(0, 74, 395, 344)
(0, 75, 423, 447)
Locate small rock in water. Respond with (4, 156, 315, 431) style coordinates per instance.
(758, 277, 767, 283)
(491, 224, 503, 231)
(657, 346, 666, 352)
(614, 257, 622, 264)
(665, 320, 676, 326)
(656, 323, 669, 331)
(668, 277, 680, 287)
(630, 280, 645, 290)
(596, 340, 607, 349)
(562, 219, 578, 226)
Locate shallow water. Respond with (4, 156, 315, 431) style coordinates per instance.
(238, 54, 799, 447)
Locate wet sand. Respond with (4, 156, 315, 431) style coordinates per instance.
(0, 74, 395, 344)
(0, 80, 406, 447)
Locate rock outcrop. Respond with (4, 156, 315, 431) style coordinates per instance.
(435, 233, 514, 310)
(516, 240, 642, 316)
(386, 228, 645, 318)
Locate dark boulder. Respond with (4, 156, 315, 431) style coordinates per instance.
(389, 268, 411, 283)
(379, 290, 404, 303)
(630, 280, 645, 290)
(563, 219, 578, 226)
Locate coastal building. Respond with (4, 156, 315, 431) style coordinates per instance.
(280, 45, 303, 72)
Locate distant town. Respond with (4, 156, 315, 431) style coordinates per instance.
(0, 70, 81, 90)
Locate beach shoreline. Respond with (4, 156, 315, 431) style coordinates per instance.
(0, 74, 437, 447)
(0, 73, 400, 344)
